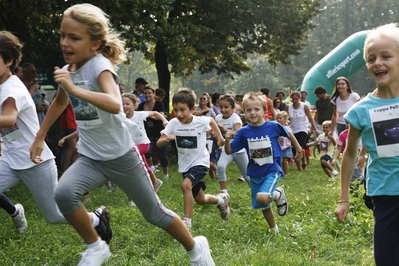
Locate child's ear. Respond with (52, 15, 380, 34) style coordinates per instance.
(191, 106, 196, 113)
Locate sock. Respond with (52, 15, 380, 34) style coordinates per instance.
(271, 224, 279, 233)
(91, 212, 100, 227)
(187, 239, 201, 260)
(183, 217, 192, 227)
(221, 189, 228, 194)
(86, 238, 101, 249)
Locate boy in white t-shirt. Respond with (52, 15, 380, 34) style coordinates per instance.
(157, 88, 229, 230)
(307, 120, 338, 178)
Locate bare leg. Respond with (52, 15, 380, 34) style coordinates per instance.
(63, 204, 97, 244)
(262, 208, 276, 228)
(164, 215, 195, 250)
(181, 178, 195, 219)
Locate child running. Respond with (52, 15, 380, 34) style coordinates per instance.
(157, 88, 230, 230)
(0, 30, 111, 242)
(215, 93, 250, 195)
(29, 4, 214, 266)
(335, 23, 399, 265)
(276, 111, 294, 175)
(225, 92, 303, 233)
(122, 93, 165, 205)
(307, 120, 339, 178)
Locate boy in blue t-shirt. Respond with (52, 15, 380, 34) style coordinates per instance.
(225, 92, 302, 233)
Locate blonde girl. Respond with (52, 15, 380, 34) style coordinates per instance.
(276, 111, 294, 175)
(216, 93, 250, 196)
(30, 4, 214, 266)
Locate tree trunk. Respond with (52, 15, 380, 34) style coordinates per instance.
(155, 41, 171, 114)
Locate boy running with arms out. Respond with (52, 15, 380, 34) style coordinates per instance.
(157, 88, 229, 230)
(224, 92, 302, 233)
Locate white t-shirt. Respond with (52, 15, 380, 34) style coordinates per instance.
(161, 116, 210, 173)
(0, 75, 54, 169)
(215, 113, 245, 153)
(332, 92, 360, 125)
(62, 54, 134, 160)
(129, 111, 150, 145)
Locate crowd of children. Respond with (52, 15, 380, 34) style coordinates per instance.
(2, 2, 391, 265)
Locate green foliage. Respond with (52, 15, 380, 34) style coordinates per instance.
(0, 157, 374, 265)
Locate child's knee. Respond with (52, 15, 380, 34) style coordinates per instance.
(256, 193, 273, 205)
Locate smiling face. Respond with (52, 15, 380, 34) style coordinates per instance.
(365, 37, 399, 89)
(336, 79, 348, 94)
(60, 17, 100, 70)
(243, 98, 265, 126)
(122, 96, 135, 118)
(173, 102, 194, 124)
(219, 99, 234, 118)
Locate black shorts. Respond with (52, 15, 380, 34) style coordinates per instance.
(182, 165, 208, 198)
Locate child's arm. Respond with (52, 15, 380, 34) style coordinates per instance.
(147, 111, 169, 127)
(331, 145, 342, 166)
(0, 98, 18, 128)
(58, 131, 78, 147)
(335, 124, 361, 223)
(157, 133, 175, 148)
(209, 118, 225, 147)
(30, 87, 70, 163)
(224, 130, 235, 155)
(306, 140, 317, 147)
(288, 131, 303, 161)
(356, 145, 367, 168)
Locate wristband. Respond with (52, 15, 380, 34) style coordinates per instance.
(337, 200, 350, 204)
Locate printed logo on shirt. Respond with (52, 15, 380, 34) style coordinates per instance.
(369, 104, 399, 157)
(69, 80, 102, 126)
(247, 136, 273, 166)
(0, 124, 23, 143)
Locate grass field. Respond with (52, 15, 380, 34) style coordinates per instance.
(0, 156, 374, 265)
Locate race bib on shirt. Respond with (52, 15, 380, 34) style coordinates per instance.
(247, 136, 273, 166)
(0, 125, 23, 143)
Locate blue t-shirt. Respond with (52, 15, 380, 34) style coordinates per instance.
(345, 94, 399, 196)
(229, 121, 289, 177)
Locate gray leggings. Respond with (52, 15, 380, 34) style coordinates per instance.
(55, 147, 174, 229)
(217, 150, 250, 184)
(0, 159, 66, 224)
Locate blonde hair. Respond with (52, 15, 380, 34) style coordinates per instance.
(242, 92, 267, 112)
(364, 23, 399, 61)
(122, 93, 140, 105)
(63, 3, 126, 66)
(277, 111, 289, 120)
(322, 120, 332, 127)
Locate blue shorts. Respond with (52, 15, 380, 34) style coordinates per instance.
(282, 147, 293, 158)
(250, 171, 282, 209)
(182, 165, 208, 198)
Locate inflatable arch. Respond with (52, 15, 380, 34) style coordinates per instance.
(299, 30, 370, 105)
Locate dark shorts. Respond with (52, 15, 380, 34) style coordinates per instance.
(292, 131, 308, 155)
(182, 165, 208, 198)
(320, 154, 332, 168)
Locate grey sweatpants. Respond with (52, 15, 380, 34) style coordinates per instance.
(217, 151, 250, 185)
(0, 159, 66, 224)
(55, 147, 174, 229)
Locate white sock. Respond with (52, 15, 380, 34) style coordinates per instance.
(271, 224, 279, 233)
(183, 217, 192, 226)
(221, 189, 228, 194)
(187, 239, 201, 260)
(217, 195, 225, 205)
(91, 212, 100, 227)
(274, 190, 281, 200)
(86, 238, 101, 249)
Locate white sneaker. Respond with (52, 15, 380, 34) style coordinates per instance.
(163, 174, 169, 179)
(191, 236, 215, 266)
(183, 219, 192, 231)
(12, 203, 27, 234)
(78, 239, 111, 266)
(332, 170, 339, 176)
(153, 179, 163, 193)
(217, 193, 230, 220)
(275, 187, 288, 216)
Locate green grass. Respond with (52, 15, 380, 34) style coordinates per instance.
(0, 156, 374, 265)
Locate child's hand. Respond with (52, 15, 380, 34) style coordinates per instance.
(58, 138, 65, 147)
(225, 130, 236, 141)
(294, 151, 303, 161)
(165, 134, 175, 142)
(54, 67, 75, 93)
(217, 138, 225, 147)
(330, 159, 336, 166)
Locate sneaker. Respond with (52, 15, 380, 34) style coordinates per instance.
(183, 219, 192, 231)
(237, 176, 245, 182)
(163, 174, 169, 179)
(275, 187, 288, 216)
(153, 179, 163, 193)
(332, 170, 339, 176)
(12, 203, 27, 234)
(77, 239, 111, 266)
(191, 236, 215, 266)
(302, 164, 308, 170)
(93, 206, 113, 244)
(217, 193, 230, 220)
(128, 200, 136, 207)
